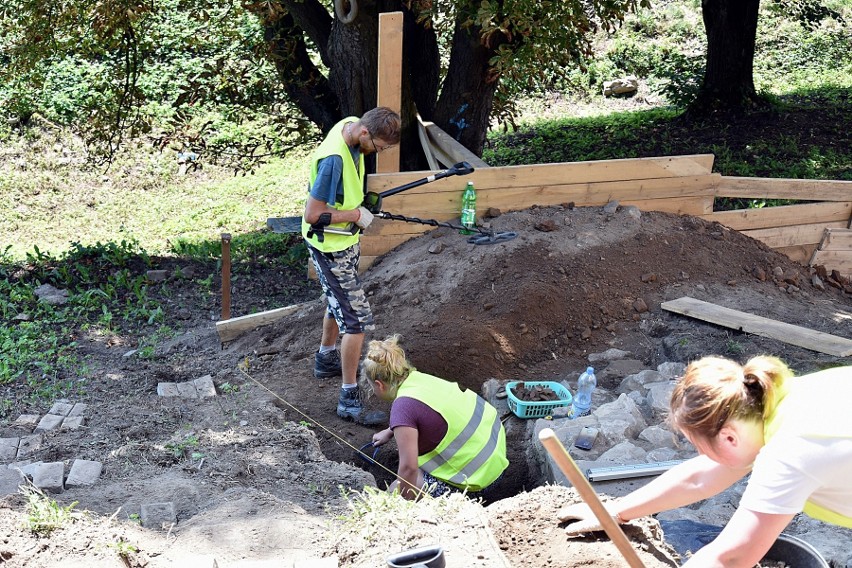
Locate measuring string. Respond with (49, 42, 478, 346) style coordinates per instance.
(237, 367, 430, 499)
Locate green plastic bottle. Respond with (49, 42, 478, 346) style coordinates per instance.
(460, 181, 476, 235)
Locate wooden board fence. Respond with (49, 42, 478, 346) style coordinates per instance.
(359, 154, 717, 268)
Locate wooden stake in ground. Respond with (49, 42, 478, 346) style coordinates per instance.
(539, 428, 646, 568)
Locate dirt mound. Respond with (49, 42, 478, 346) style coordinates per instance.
(488, 485, 680, 567)
(276, 204, 848, 395)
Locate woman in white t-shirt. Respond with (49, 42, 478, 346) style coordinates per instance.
(557, 355, 852, 567)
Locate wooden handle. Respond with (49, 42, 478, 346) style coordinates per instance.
(539, 428, 646, 568)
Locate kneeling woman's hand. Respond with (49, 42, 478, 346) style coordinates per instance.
(372, 428, 394, 446)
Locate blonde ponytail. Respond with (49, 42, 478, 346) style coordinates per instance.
(360, 334, 414, 393)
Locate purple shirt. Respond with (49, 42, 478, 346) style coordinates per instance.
(390, 396, 449, 456)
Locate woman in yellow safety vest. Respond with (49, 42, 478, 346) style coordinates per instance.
(557, 355, 852, 567)
(362, 335, 509, 500)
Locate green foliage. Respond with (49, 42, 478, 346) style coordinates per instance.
(22, 485, 79, 535)
(164, 433, 200, 459)
(171, 231, 308, 269)
(0, 0, 314, 166)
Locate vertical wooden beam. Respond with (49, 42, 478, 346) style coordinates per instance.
(377, 11, 403, 173)
(220, 233, 232, 321)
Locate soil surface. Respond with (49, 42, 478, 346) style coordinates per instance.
(1, 204, 850, 567)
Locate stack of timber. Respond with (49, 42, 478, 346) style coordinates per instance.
(810, 228, 852, 277)
(360, 154, 719, 270)
(705, 177, 852, 275)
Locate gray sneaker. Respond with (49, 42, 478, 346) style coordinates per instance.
(337, 387, 388, 426)
(314, 349, 341, 378)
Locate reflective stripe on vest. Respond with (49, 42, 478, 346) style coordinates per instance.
(419, 396, 504, 485)
(301, 117, 364, 252)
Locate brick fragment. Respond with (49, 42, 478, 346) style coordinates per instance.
(67, 403, 87, 417)
(175, 381, 199, 398)
(34, 414, 64, 433)
(32, 461, 64, 494)
(157, 383, 180, 397)
(0, 438, 19, 462)
(13, 414, 40, 429)
(140, 502, 177, 529)
(66, 459, 103, 488)
(47, 402, 74, 417)
(193, 375, 217, 398)
(16, 435, 43, 459)
(0, 468, 25, 496)
(61, 416, 85, 430)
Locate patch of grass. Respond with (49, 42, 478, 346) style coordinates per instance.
(164, 433, 200, 459)
(107, 539, 139, 559)
(22, 485, 79, 535)
(1, 137, 311, 261)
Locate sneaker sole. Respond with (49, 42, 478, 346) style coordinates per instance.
(314, 368, 341, 378)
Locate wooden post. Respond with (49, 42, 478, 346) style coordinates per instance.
(220, 233, 232, 321)
(377, 11, 403, 174)
(539, 428, 646, 568)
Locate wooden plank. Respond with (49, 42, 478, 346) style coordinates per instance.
(703, 202, 852, 231)
(360, 233, 422, 256)
(742, 221, 848, 249)
(376, 12, 403, 173)
(361, 197, 713, 260)
(661, 297, 852, 357)
(366, 155, 717, 194)
(775, 244, 818, 264)
(422, 121, 490, 169)
(216, 300, 321, 343)
(623, 196, 714, 216)
(810, 250, 852, 275)
(819, 228, 852, 250)
(416, 115, 439, 171)
(379, 175, 719, 218)
(716, 177, 852, 201)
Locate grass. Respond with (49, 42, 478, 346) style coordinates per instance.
(0, 127, 311, 261)
(22, 484, 80, 535)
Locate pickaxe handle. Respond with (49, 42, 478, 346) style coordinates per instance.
(539, 428, 646, 568)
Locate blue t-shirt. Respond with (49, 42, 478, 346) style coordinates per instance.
(309, 146, 361, 206)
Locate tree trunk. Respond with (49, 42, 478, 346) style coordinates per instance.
(432, 21, 501, 157)
(692, 0, 762, 112)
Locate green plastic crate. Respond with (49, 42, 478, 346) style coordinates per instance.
(506, 381, 573, 419)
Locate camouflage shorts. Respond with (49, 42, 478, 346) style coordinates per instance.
(306, 242, 374, 334)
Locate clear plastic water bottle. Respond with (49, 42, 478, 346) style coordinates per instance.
(571, 366, 596, 418)
(460, 181, 476, 235)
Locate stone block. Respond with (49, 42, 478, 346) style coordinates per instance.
(13, 414, 41, 429)
(140, 502, 177, 529)
(32, 461, 64, 494)
(34, 414, 64, 433)
(61, 416, 85, 430)
(175, 381, 199, 398)
(67, 403, 88, 417)
(66, 459, 103, 488)
(0, 438, 19, 462)
(16, 435, 43, 459)
(157, 382, 180, 397)
(0, 468, 25, 496)
(47, 402, 74, 417)
(193, 375, 216, 398)
(8, 461, 39, 478)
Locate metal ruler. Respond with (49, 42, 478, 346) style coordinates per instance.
(586, 459, 686, 482)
